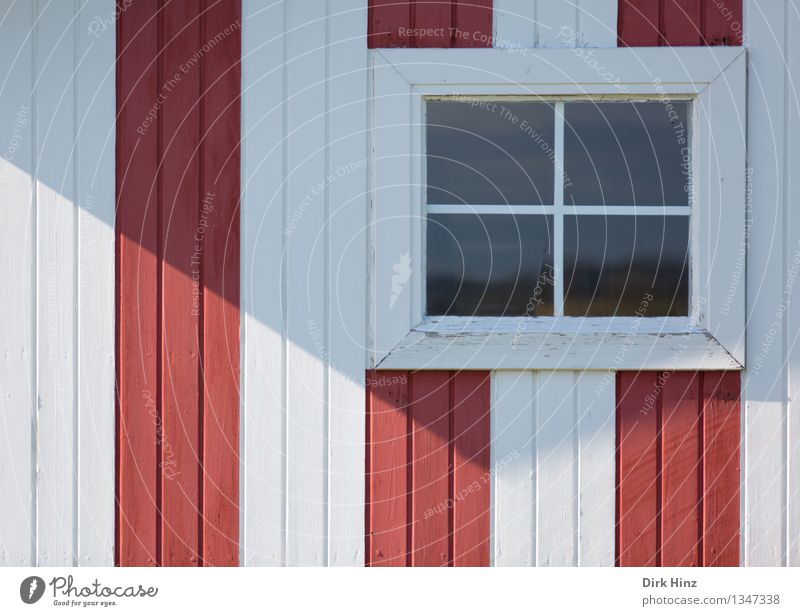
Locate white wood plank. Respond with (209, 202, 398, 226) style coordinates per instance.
(743, 0, 788, 567)
(35, 0, 78, 566)
(75, 0, 115, 565)
(0, 0, 35, 567)
(576, 371, 615, 566)
(285, 0, 328, 566)
(326, 0, 368, 566)
(379, 330, 740, 371)
(371, 52, 415, 363)
(788, 0, 800, 568)
(492, 371, 535, 566)
(535, 371, 577, 565)
(494, 0, 536, 49)
(241, 0, 287, 566)
(576, 0, 618, 47)
(536, 1, 577, 48)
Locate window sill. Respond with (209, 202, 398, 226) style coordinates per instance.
(376, 317, 741, 371)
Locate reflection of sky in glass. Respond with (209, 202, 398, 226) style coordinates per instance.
(426, 101, 555, 205)
(564, 215, 689, 316)
(565, 102, 690, 206)
(427, 214, 554, 316)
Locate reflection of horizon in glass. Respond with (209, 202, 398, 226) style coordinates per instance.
(564, 215, 689, 317)
(565, 101, 690, 207)
(427, 101, 555, 205)
(427, 214, 554, 316)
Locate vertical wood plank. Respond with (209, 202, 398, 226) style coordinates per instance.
(452, 371, 490, 566)
(159, 0, 202, 566)
(240, 0, 286, 566)
(492, 371, 535, 566)
(76, 0, 116, 565)
(576, 371, 616, 566)
(410, 371, 451, 566)
(536, 372, 578, 565)
(36, 0, 77, 566)
(366, 371, 410, 566)
(116, 0, 160, 567)
(453, 0, 493, 47)
(0, 0, 34, 567)
(327, 0, 369, 566)
(660, 372, 701, 567)
(663, 0, 703, 46)
(618, 0, 661, 46)
(743, 0, 787, 567)
(617, 371, 659, 567)
(285, 0, 328, 566)
(201, 0, 241, 567)
(368, 0, 412, 48)
(702, 371, 740, 566)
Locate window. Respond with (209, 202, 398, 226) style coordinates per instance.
(425, 99, 690, 319)
(371, 47, 746, 369)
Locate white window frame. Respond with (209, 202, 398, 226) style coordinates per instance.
(370, 47, 746, 371)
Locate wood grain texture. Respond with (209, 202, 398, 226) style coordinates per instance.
(616, 371, 740, 567)
(116, 0, 241, 567)
(618, 0, 743, 46)
(366, 371, 491, 566)
(368, 0, 492, 48)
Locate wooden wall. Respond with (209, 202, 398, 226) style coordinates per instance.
(0, 0, 115, 565)
(116, 0, 241, 566)
(618, 0, 743, 46)
(366, 371, 491, 566)
(617, 371, 740, 566)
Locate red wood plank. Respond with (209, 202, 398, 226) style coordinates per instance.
(200, 0, 241, 567)
(702, 371, 740, 566)
(116, 0, 160, 567)
(453, 0, 492, 47)
(618, 0, 661, 46)
(703, 0, 743, 45)
(414, 1, 453, 48)
(452, 372, 490, 566)
(663, 0, 703, 46)
(368, 0, 412, 48)
(660, 372, 702, 566)
(366, 371, 410, 566)
(411, 371, 452, 566)
(159, 0, 202, 566)
(617, 371, 660, 566)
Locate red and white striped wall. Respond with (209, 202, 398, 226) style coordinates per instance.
(2, 0, 799, 568)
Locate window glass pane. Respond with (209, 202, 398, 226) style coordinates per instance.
(426, 101, 555, 205)
(427, 214, 554, 316)
(564, 215, 689, 316)
(564, 101, 690, 206)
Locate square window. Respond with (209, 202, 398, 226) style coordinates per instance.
(425, 99, 691, 318)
